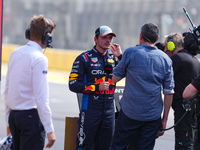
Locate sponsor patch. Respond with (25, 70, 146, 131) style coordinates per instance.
(78, 112, 86, 146)
(85, 85, 95, 91)
(71, 69, 78, 72)
(72, 65, 79, 69)
(91, 64, 101, 67)
(74, 61, 79, 64)
(69, 80, 76, 84)
(91, 57, 98, 63)
(42, 70, 48, 74)
(70, 73, 78, 78)
(69, 78, 77, 81)
(107, 59, 114, 63)
(95, 77, 105, 84)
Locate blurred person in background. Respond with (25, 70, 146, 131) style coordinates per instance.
(4, 15, 56, 150)
(155, 42, 165, 51)
(111, 22, 174, 150)
(165, 32, 200, 150)
(68, 25, 122, 150)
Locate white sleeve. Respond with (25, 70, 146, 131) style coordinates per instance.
(4, 66, 11, 126)
(32, 56, 54, 133)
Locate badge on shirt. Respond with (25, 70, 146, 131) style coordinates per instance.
(91, 57, 98, 63)
(43, 70, 48, 74)
(107, 59, 114, 63)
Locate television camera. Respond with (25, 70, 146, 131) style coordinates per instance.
(183, 8, 200, 55)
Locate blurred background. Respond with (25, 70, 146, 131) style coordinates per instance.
(2, 0, 200, 51)
(1, 1, 200, 149)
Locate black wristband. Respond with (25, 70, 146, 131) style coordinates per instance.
(117, 54, 122, 60)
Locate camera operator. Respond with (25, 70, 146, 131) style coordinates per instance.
(165, 32, 200, 150)
(183, 74, 200, 150)
(183, 76, 200, 100)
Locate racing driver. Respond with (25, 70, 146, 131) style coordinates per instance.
(69, 25, 122, 150)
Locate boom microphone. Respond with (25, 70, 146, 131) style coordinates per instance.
(183, 7, 196, 30)
(183, 7, 200, 42)
(104, 64, 113, 81)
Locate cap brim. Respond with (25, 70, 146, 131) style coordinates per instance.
(100, 32, 116, 37)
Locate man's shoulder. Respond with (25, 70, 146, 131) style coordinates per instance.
(76, 49, 93, 62)
(79, 49, 92, 56)
(172, 49, 198, 60)
(124, 46, 138, 54)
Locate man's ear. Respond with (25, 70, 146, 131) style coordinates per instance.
(94, 36, 97, 43)
(139, 33, 143, 40)
(155, 36, 159, 43)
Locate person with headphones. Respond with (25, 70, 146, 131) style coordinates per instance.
(163, 33, 184, 57)
(164, 33, 200, 150)
(4, 15, 56, 150)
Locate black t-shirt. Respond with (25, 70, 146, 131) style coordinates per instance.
(171, 49, 200, 110)
(192, 75, 200, 92)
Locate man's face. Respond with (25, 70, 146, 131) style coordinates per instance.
(95, 34, 113, 52)
(164, 39, 173, 57)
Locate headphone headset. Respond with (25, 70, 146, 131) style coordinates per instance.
(167, 34, 176, 51)
(25, 19, 52, 47)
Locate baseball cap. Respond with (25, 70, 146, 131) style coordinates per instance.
(95, 26, 116, 37)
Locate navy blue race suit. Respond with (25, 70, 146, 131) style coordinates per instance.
(69, 46, 118, 150)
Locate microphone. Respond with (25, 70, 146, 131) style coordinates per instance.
(104, 64, 113, 81)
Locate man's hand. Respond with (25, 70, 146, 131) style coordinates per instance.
(99, 81, 109, 91)
(7, 126, 11, 135)
(157, 119, 167, 137)
(111, 43, 122, 57)
(46, 132, 56, 148)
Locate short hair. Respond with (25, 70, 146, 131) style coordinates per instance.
(141, 23, 159, 43)
(29, 15, 56, 41)
(166, 33, 184, 49)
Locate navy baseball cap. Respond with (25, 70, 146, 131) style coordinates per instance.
(95, 26, 116, 37)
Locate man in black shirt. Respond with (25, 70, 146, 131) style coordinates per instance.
(183, 74, 200, 150)
(183, 75, 200, 99)
(164, 32, 200, 150)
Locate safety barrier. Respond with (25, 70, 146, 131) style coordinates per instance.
(2, 44, 84, 71)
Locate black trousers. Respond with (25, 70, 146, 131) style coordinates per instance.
(174, 106, 195, 150)
(9, 109, 45, 150)
(111, 110, 161, 150)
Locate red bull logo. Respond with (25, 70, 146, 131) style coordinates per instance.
(108, 79, 115, 85)
(85, 85, 95, 92)
(95, 77, 115, 85)
(95, 77, 105, 84)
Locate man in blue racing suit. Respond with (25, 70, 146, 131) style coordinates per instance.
(69, 25, 122, 150)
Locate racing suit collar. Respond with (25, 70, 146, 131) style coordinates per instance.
(92, 46, 108, 57)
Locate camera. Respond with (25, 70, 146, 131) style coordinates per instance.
(193, 25, 200, 43)
(183, 31, 200, 55)
(183, 8, 200, 55)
